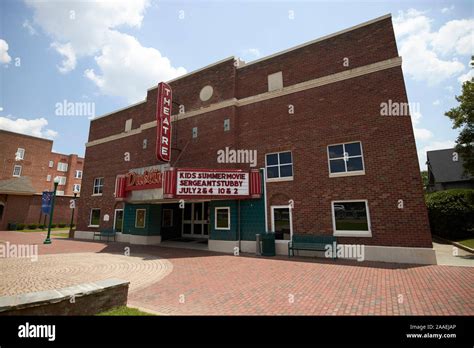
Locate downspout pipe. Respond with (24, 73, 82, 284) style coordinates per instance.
(260, 167, 268, 233)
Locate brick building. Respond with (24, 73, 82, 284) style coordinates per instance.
(76, 14, 436, 264)
(0, 130, 84, 230)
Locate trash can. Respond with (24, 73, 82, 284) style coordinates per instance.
(256, 234, 262, 256)
(261, 231, 276, 256)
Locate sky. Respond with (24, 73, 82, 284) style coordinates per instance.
(0, 0, 473, 170)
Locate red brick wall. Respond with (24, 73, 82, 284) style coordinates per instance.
(77, 16, 432, 248)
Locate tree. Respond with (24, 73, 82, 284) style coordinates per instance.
(420, 170, 428, 190)
(445, 56, 474, 176)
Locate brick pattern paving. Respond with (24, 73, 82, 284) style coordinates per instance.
(1, 232, 473, 315)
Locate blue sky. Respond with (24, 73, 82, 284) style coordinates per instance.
(0, 0, 473, 170)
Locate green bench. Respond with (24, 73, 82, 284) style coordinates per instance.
(93, 228, 116, 242)
(288, 235, 337, 259)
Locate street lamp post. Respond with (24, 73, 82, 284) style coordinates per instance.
(69, 192, 78, 239)
(44, 176, 60, 245)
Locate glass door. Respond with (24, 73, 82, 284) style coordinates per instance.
(182, 202, 209, 238)
(114, 209, 124, 232)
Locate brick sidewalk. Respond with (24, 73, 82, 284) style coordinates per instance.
(1, 231, 473, 315)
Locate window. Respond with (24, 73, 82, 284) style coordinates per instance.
(162, 209, 173, 227)
(57, 162, 68, 172)
(327, 141, 365, 176)
(93, 177, 104, 195)
(268, 71, 283, 91)
(224, 119, 230, 131)
(73, 184, 81, 193)
(215, 207, 230, 230)
(16, 148, 25, 160)
(58, 176, 67, 185)
(271, 206, 292, 240)
(46, 175, 51, 182)
(49, 160, 54, 168)
(56, 191, 65, 196)
(265, 151, 293, 181)
(75, 170, 82, 179)
(192, 127, 198, 138)
(12, 165, 22, 177)
(125, 119, 133, 132)
(135, 209, 146, 228)
(332, 200, 371, 237)
(89, 209, 101, 227)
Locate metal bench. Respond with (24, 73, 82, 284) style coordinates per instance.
(288, 235, 337, 259)
(93, 228, 116, 242)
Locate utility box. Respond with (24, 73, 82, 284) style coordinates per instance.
(261, 232, 276, 256)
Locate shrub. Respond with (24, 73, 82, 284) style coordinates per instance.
(50, 223, 57, 228)
(58, 222, 67, 228)
(38, 224, 45, 229)
(16, 223, 25, 230)
(27, 223, 37, 230)
(426, 189, 474, 240)
(69, 223, 76, 228)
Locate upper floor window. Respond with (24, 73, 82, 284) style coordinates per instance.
(265, 151, 293, 181)
(58, 176, 67, 185)
(12, 165, 22, 177)
(327, 141, 365, 177)
(268, 71, 283, 92)
(75, 170, 82, 179)
(125, 119, 133, 132)
(49, 160, 54, 168)
(15, 148, 25, 160)
(93, 177, 104, 195)
(73, 184, 81, 193)
(192, 127, 198, 138)
(57, 162, 68, 172)
(46, 174, 51, 182)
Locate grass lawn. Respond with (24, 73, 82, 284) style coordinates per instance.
(456, 238, 474, 249)
(97, 306, 155, 316)
(53, 233, 70, 238)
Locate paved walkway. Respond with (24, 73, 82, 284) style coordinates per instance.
(0, 231, 473, 315)
(432, 241, 474, 267)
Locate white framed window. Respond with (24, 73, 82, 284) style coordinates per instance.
(57, 162, 68, 172)
(56, 190, 65, 196)
(73, 184, 81, 193)
(271, 205, 293, 241)
(224, 119, 230, 131)
(162, 209, 173, 227)
(214, 207, 230, 230)
(265, 151, 293, 181)
(75, 170, 82, 179)
(46, 174, 51, 182)
(58, 176, 67, 185)
(16, 148, 25, 160)
(331, 200, 372, 237)
(89, 208, 101, 227)
(93, 177, 104, 195)
(49, 160, 54, 168)
(327, 141, 365, 177)
(12, 165, 22, 177)
(135, 209, 146, 228)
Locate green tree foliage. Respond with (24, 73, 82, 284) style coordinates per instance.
(445, 56, 474, 176)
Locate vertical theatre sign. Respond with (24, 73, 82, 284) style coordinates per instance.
(156, 82, 172, 162)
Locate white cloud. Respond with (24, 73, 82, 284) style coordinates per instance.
(411, 110, 433, 141)
(0, 116, 58, 139)
(22, 20, 37, 35)
(433, 99, 441, 105)
(84, 32, 186, 103)
(393, 9, 468, 85)
(458, 69, 474, 83)
(441, 5, 455, 14)
(0, 39, 12, 64)
(241, 48, 262, 61)
(418, 140, 455, 169)
(25, 0, 186, 102)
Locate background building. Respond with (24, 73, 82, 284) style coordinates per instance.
(0, 130, 84, 230)
(426, 148, 474, 192)
(76, 14, 435, 264)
